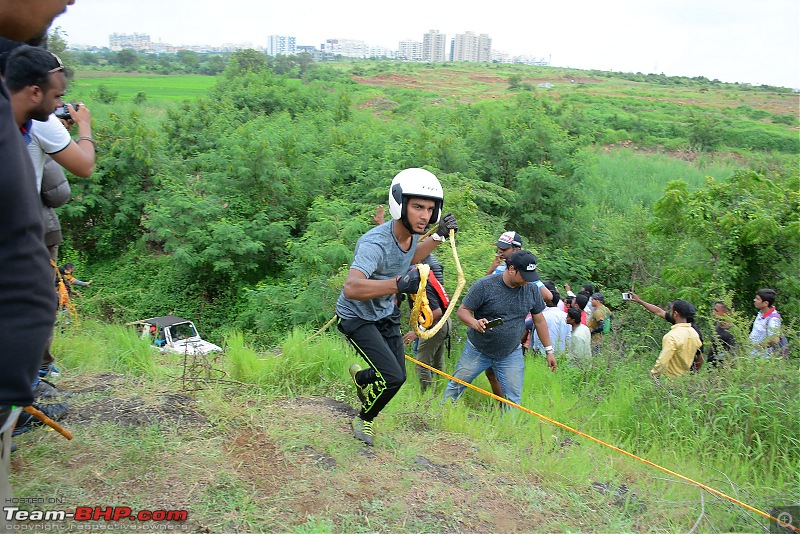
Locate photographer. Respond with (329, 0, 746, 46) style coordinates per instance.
(444, 250, 557, 408)
(628, 291, 705, 371)
(5, 46, 95, 189)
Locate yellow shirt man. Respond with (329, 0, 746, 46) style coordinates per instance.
(651, 323, 702, 378)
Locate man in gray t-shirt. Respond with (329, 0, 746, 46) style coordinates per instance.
(337, 168, 458, 446)
(444, 250, 557, 407)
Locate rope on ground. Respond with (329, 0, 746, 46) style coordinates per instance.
(307, 314, 339, 341)
(23, 405, 72, 440)
(405, 354, 799, 533)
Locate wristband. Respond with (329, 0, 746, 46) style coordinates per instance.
(534, 280, 544, 288)
(431, 233, 446, 242)
(544, 345, 554, 354)
(76, 136, 97, 148)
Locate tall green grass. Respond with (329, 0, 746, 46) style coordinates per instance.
(53, 321, 157, 376)
(590, 148, 744, 210)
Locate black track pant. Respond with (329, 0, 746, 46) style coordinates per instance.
(338, 308, 406, 422)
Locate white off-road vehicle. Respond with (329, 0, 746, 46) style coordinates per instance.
(137, 315, 222, 355)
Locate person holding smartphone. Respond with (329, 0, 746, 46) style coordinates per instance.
(444, 250, 557, 408)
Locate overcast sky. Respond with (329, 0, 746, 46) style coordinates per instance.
(54, 0, 800, 88)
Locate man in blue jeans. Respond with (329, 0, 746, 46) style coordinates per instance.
(444, 250, 557, 406)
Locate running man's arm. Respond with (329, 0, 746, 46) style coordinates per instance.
(343, 269, 400, 300)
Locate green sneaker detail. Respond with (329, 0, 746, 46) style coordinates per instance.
(352, 415, 374, 446)
(349, 363, 369, 404)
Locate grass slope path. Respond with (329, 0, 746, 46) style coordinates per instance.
(12, 373, 582, 533)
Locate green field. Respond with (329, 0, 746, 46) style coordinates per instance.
(68, 71, 218, 104)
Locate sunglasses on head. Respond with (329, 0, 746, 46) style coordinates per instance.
(47, 52, 64, 73)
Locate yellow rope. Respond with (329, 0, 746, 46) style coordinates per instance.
(411, 228, 465, 340)
(406, 354, 799, 532)
(52, 260, 79, 325)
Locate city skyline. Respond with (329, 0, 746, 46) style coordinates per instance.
(54, 0, 799, 88)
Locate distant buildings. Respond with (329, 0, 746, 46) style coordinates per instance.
(321, 38, 368, 58)
(266, 35, 296, 56)
(397, 39, 422, 62)
(452, 31, 492, 62)
(422, 30, 446, 63)
(102, 29, 546, 66)
(109, 32, 151, 52)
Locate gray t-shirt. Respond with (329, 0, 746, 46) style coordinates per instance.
(462, 273, 546, 359)
(335, 221, 418, 321)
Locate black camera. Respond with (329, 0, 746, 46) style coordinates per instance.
(54, 102, 79, 121)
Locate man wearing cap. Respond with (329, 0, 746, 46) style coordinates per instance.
(482, 231, 553, 399)
(587, 292, 610, 355)
(651, 300, 702, 379)
(443, 250, 557, 408)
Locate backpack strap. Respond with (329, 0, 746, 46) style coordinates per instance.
(427, 273, 449, 310)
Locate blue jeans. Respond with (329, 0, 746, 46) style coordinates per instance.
(443, 340, 525, 405)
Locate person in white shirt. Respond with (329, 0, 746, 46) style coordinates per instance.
(532, 290, 571, 355)
(749, 288, 785, 357)
(566, 307, 591, 362)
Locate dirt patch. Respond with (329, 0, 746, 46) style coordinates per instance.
(469, 76, 507, 83)
(221, 396, 550, 532)
(68, 392, 209, 426)
(354, 73, 419, 88)
(359, 96, 399, 111)
(603, 139, 749, 165)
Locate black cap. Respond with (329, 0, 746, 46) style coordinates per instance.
(507, 250, 540, 282)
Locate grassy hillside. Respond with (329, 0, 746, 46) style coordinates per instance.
(11, 320, 799, 532)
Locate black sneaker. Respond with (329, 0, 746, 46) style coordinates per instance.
(349, 363, 370, 404)
(351, 415, 374, 446)
(12, 402, 69, 436)
(33, 379, 71, 401)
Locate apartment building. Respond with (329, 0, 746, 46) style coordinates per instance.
(322, 38, 368, 58)
(452, 31, 492, 63)
(422, 30, 446, 63)
(398, 39, 422, 61)
(267, 35, 297, 56)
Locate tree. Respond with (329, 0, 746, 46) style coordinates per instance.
(177, 50, 199, 69)
(651, 171, 800, 309)
(115, 49, 138, 69)
(225, 49, 268, 76)
(46, 27, 72, 65)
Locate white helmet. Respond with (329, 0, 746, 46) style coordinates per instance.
(388, 168, 443, 233)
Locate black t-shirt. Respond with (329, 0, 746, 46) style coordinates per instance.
(0, 81, 57, 406)
(707, 323, 736, 364)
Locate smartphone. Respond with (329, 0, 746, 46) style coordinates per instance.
(622, 292, 633, 301)
(484, 318, 504, 328)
